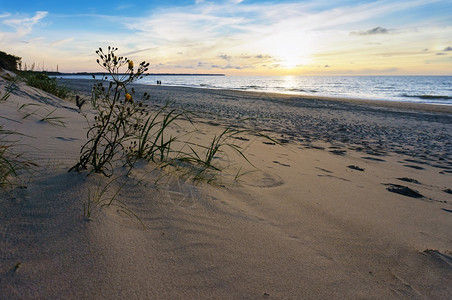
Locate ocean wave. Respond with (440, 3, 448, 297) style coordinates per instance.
(401, 94, 452, 100)
(287, 88, 318, 93)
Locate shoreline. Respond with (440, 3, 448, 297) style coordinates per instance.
(56, 75, 452, 109)
(60, 78, 452, 167)
(58, 78, 452, 113)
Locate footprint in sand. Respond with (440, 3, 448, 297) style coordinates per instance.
(272, 160, 291, 167)
(54, 136, 79, 142)
(315, 167, 350, 181)
(243, 170, 284, 188)
(347, 165, 365, 171)
(383, 183, 424, 198)
(422, 249, 452, 267)
(397, 177, 421, 184)
(315, 167, 333, 173)
(329, 149, 347, 155)
(403, 164, 425, 170)
(361, 156, 385, 162)
(317, 174, 350, 182)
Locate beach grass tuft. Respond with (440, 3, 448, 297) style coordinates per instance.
(39, 108, 67, 127)
(170, 126, 257, 182)
(125, 102, 195, 169)
(0, 90, 10, 102)
(0, 126, 37, 189)
(84, 176, 145, 228)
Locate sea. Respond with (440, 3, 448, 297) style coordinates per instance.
(58, 75, 452, 106)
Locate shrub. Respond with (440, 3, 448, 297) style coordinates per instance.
(0, 51, 21, 72)
(20, 71, 70, 99)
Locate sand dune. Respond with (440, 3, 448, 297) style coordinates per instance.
(1, 76, 451, 298)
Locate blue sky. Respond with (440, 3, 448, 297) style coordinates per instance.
(1, 0, 451, 75)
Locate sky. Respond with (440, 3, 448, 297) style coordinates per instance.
(0, 0, 451, 75)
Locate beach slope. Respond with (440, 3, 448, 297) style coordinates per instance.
(1, 76, 451, 298)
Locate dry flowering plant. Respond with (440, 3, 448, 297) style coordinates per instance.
(69, 46, 150, 176)
(70, 46, 272, 183)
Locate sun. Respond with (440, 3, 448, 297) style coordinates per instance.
(279, 54, 311, 69)
(260, 32, 313, 69)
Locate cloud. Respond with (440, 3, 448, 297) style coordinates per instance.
(124, 47, 157, 56)
(2, 11, 48, 36)
(2, 0, 450, 74)
(255, 54, 272, 59)
(50, 37, 74, 47)
(444, 46, 452, 51)
(0, 13, 12, 19)
(123, 0, 425, 59)
(115, 4, 133, 11)
(116, 0, 452, 74)
(351, 26, 391, 36)
(436, 52, 446, 55)
(210, 64, 246, 70)
(377, 51, 428, 57)
(335, 67, 399, 75)
(219, 54, 231, 60)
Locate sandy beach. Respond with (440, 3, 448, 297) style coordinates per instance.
(1, 75, 451, 298)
